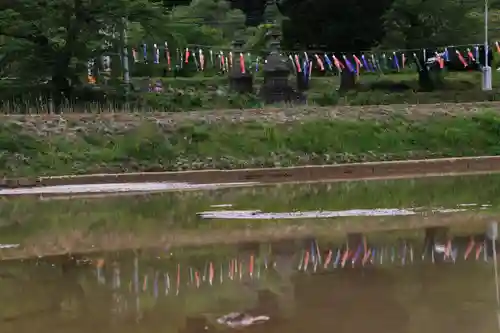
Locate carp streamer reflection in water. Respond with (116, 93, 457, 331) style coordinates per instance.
(1, 227, 500, 333)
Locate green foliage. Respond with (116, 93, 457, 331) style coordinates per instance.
(3, 110, 500, 176)
(0, 0, 169, 81)
(0, 0, 496, 108)
(382, 0, 482, 49)
(0, 0, 265, 107)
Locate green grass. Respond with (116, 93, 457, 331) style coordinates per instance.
(3, 110, 500, 176)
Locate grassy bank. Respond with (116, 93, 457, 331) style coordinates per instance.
(2, 108, 500, 177)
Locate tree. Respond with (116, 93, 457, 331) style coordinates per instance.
(0, 0, 170, 108)
(170, 0, 251, 45)
(382, 0, 482, 49)
(279, 0, 393, 52)
(263, 1, 285, 25)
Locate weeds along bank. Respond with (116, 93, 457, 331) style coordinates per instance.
(4, 72, 500, 113)
(1, 104, 500, 177)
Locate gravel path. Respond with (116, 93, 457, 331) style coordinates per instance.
(1, 102, 499, 136)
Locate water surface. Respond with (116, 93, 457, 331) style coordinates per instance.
(1, 231, 499, 333)
(0, 174, 499, 257)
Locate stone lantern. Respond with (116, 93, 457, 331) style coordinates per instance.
(229, 39, 254, 93)
(259, 27, 303, 104)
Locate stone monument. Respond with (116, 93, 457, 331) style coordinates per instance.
(259, 27, 303, 104)
(339, 66, 357, 91)
(417, 50, 444, 91)
(229, 39, 253, 93)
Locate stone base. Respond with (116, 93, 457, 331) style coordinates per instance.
(229, 74, 254, 94)
(259, 84, 305, 104)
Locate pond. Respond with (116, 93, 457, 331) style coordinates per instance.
(0, 173, 499, 257)
(2, 173, 500, 331)
(0, 232, 498, 333)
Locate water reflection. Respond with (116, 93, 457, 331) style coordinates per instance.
(0, 227, 499, 333)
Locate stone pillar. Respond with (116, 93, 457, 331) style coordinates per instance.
(417, 51, 444, 91)
(339, 68, 356, 91)
(229, 39, 253, 94)
(259, 27, 303, 104)
(485, 221, 498, 259)
(423, 226, 449, 262)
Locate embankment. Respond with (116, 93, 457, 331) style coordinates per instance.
(4, 156, 500, 190)
(2, 103, 500, 181)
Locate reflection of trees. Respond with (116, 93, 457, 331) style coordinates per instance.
(0, 254, 118, 332)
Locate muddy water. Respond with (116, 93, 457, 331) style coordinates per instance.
(1, 174, 500, 331)
(0, 174, 500, 257)
(0, 230, 499, 333)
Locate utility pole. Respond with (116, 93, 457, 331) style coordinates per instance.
(483, 0, 493, 90)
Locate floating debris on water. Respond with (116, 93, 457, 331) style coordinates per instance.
(197, 206, 476, 219)
(0, 244, 20, 249)
(198, 208, 417, 219)
(216, 312, 270, 328)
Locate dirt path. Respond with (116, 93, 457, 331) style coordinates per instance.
(2, 102, 499, 139)
(3, 101, 498, 125)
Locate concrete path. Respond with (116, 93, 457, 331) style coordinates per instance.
(2, 156, 500, 196)
(0, 181, 257, 196)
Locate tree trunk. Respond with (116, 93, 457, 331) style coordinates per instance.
(50, 0, 84, 113)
